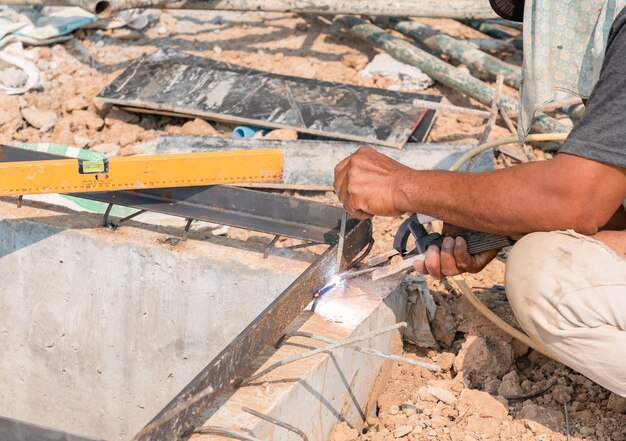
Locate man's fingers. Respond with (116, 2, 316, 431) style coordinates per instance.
(424, 245, 442, 279)
(334, 161, 350, 196)
(439, 236, 461, 277)
(413, 256, 426, 274)
(452, 236, 473, 272)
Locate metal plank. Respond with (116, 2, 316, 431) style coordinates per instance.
(132, 219, 372, 441)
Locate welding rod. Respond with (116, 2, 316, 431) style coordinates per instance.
(335, 211, 347, 274)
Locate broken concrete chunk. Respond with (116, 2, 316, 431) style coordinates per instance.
(330, 422, 359, 441)
(484, 376, 502, 395)
(21, 106, 56, 131)
(550, 384, 573, 404)
(403, 276, 437, 348)
(359, 53, 434, 91)
(457, 388, 508, 420)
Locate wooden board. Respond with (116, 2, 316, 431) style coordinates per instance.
(96, 50, 436, 149)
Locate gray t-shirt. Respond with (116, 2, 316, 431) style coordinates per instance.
(560, 6, 626, 169)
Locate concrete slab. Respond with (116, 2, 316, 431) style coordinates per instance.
(0, 199, 310, 441)
(191, 275, 409, 441)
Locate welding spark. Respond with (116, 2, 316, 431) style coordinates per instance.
(312, 274, 345, 298)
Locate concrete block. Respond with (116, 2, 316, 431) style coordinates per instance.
(192, 275, 409, 441)
(0, 200, 309, 440)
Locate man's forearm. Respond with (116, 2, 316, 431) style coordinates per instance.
(394, 154, 626, 236)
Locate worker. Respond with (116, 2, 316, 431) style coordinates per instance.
(335, 0, 626, 397)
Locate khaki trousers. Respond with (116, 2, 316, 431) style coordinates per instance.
(506, 231, 626, 397)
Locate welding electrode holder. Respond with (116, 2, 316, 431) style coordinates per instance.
(393, 214, 515, 256)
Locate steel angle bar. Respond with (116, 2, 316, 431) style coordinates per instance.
(131, 218, 372, 441)
(78, 186, 352, 244)
(0, 415, 102, 441)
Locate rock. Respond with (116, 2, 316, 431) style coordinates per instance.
(516, 402, 564, 433)
(498, 371, 523, 398)
(394, 424, 412, 438)
(65, 96, 89, 112)
(73, 134, 90, 148)
(436, 352, 455, 372)
(330, 422, 359, 441)
(359, 53, 433, 91)
(608, 393, 626, 414)
(0, 93, 23, 133)
(423, 385, 457, 406)
(105, 108, 140, 125)
(388, 404, 400, 415)
(167, 118, 217, 136)
(482, 376, 501, 395)
(551, 385, 573, 404)
(431, 300, 456, 348)
(401, 403, 418, 416)
(72, 110, 105, 131)
(91, 143, 120, 156)
(21, 106, 57, 131)
(457, 389, 509, 420)
(580, 426, 595, 436)
(264, 128, 298, 141)
(341, 53, 369, 70)
(454, 335, 513, 386)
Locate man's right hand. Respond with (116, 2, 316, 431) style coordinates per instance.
(413, 224, 501, 278)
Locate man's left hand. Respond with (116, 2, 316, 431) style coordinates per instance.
(334, 146, 413, 219)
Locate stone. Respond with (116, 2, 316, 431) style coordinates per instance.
(73, 134, 90, 148)
(264, 128, 298, 141)
(91, 143, 120, 156)
(0, 93, 23, 133)
(607, 392, 626, 414)
(167, 118, 217, 137)
(551, 385, 572, 404)
(21, 106, 57, 131)
(416, 386, 438, 403)
(498, 371, 523, 398)
(388, 404, 400, 415)
(435, 352, 455, 372)
(453, 335, 513, 386)
(401, 403, 418, 416)
(580, 426, 595, 436)
(394, 424, 412, 438)
(423, 385, 457, 406)
(65, 96, 89, 112)
(457, 388, 509, 420)
(72, 110, 105, 131)
(484, 377, 502, 395)
(431, 300, 456, 348)
(331, 422, 359, 441)
(516, 402, 564, 433)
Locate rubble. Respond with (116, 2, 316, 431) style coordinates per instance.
(21, 106, 57, 131)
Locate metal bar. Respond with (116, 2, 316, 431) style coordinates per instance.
(132, 218, 372, 441)
(78, 186, 351, 244)
(55, 0, 497, 19)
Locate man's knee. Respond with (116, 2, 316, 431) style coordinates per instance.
(504, 232, 562, 340)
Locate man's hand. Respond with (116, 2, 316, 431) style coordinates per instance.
(334, 146, 414, 219)
(413, 224, 501, 278)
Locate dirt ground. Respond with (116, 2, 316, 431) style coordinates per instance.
(1, 8, 624, 441)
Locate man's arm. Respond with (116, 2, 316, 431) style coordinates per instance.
(334, 147, 626, 237)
